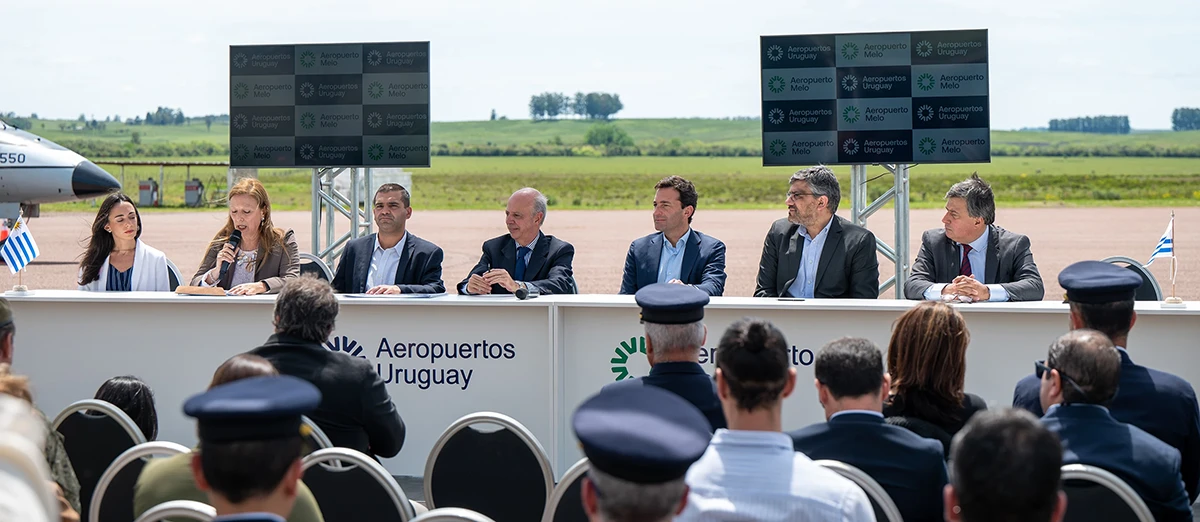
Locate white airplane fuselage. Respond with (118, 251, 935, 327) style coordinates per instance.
(0, 120, 121, 219)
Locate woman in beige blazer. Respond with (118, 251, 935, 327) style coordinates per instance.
(191, 178, 299, 295)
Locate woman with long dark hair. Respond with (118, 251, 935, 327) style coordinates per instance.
(190, 178, 298, 295)
(94, 375, 158, 441)
(78, 193, 171, 291)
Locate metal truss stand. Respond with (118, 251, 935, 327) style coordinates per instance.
(849, 164, 911, 298)
(311, 167, 373, 265)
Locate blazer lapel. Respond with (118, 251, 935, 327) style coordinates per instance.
(814, 217, 843, 289)
(393, 234, 413, 285)
(644, 234, 662, 283)
(523, 234, 549, 278)
(781, 223, 802, 290)
(943, 233, 961, 281)
(680, 230, 700, 282)
(500, 236, 517, 273)
(985, 225, 1000, 285)
(355, 235, 374, 292)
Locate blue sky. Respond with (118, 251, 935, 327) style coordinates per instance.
(3, 0, 1196, 129)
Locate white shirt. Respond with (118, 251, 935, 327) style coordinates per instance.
(366, 232, 408, 289)
(788, 218, 834, 299)
(657, 229, 691, 283)
(677, 429, 876, 521)
(923, 226, 1010, 302)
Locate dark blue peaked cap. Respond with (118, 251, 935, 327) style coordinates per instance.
(1059, 261, 1143, 304)
(573, 385, 711, 484)
(635, 283, 710, 324)
(184, 375, 321, 443)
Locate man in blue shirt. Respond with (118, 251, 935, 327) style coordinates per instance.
(620, 176, 727, 296)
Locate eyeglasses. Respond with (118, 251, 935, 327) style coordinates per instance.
(1035, 360, 1090, 400)
(786, 191, 817, 200)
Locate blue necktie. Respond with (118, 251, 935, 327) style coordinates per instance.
(515, 246, 530, 281)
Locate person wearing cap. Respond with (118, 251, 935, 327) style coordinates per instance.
(677, 318, 873, 521)
(0, 297, 82, 515)
(185, 375, 321, 521)
(574, 385, 711, 522)
(603, 283, 726, 431)
(619, 176, 727, 296)
(1012, 260, 1200, 502)
(1036, 329, 1191, 522)
(904, 174, 1044, 302)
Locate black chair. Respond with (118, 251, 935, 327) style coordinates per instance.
(298, 252, 333, 281)
(424, 412, 554, 522)
(1061, 464, 1155, 522)
(542, 458, 588, 522)
(815, 460, 904, 522)
(89, 441, 188, 522)
(133, 500, 215, 522)
(885, 415, 953, 458)
(52, 399, 147, 522)
(303, 447, 414, 522)
(1101, 256, 1163, 301)
(165, 258, 183, 291)
(411, 508, 497, 522)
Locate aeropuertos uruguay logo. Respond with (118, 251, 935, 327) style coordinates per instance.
(610, 336, 646, 381)
(917, 73, 935, 91)
(918, 137, 937, 155)
(299, 144, 316, 160)
(232, 114, 248, 130)
(768, 76, 786, 94)
(842, 106, 861, 124)
(843, 138, 859, 155)
(841, 75, 857, 92)
(916, 40, 933, 58)
(841, 42, 859, 60)
(300, 112, 316, 130)
(917, 104, 934, 122)
(325, 335, 366, 358)
(233, 82, 250, 100)
(299, 82, 316, 99)
(767, 108, 785, 125)
(232, 144, 250, 161)
(766, 45, 784, 62)
(368, 144, 385, 161)
(367, 50, 383, 67)
(368, 81, 385, 99)
(769, 139, 786, 156)
(367, 112, 384, 129)
(232, 53, 248, 68)
(299, 51, 317, 68)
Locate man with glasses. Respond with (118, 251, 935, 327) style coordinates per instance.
(1038, 329, 1191, 522)
(754, 166, 879, 299)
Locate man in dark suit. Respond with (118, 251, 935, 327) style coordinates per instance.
(790, 337, 947, 522)
(331, 183, 445, 294)
(755, 166, 879, 299)
(1013, 260, 1200, 502)
(458, 187, 576, 296)
(905, 174, 1043, 302)
(604, 284, 726, 431)
(1037, 329, 1192, 522)
(620, 176, 726, 296)
(249, 277, 406, 459)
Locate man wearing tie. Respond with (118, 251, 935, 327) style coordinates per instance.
(619, 176, 727, 296)
(458, 187, 577, 296)
(904, 174, 1043, 302)
(330, 183, 445, 294)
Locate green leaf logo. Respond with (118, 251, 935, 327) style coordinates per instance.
(232, 144, 250, 161)
(919, 137, 937, 155)
(610, 336, 647, 381)
(769, 139, 787, 156)
(917, 73, 936, 91)
(368, 81, 385, 99)
(299, 51, 316, 68)
(842, 106, 861, 124)
(300, 112, 316, 130)
(368, 144, 385, 161)
(841, 42, 859, 60)
(233, 82, 250, 100)
(768, 76, 786, 94)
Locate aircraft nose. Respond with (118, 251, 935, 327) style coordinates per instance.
(72, 161, 120, 199)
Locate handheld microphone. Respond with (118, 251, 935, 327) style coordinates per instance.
(218, 230, 243, 280)
(515, 286, 529, 300)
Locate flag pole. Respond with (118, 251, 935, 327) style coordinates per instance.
(10, 209, 28, 294)
(1166, 209, 1183, 305)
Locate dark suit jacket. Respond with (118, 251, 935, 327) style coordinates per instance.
(456, 232, 576, 295)
(603, 362, 726, 431)
(1043, 404, 1192, 522)
(790, 413, 948, 522)
(904, 225, 1044, 301)
(619, 229, 727, 296)
(754, 216, 879, 299)
(248, 333, 406, 458)
(1014, 348, 1200, 501)
(330, 232, 445, 294)
(190, 229, 300, 294)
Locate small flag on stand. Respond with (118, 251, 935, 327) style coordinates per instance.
(0, 217, 40, 274)
(1147, 216, 1173, 267)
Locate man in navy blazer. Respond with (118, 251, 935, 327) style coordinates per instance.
(620, 176, 726, 296)
(331, 184, 445, 294)
(790, 337, 947, 522)
(1037, 329, 1192, 522)
(458, 188, 576, 296)
(1013, 261, 1200, 502)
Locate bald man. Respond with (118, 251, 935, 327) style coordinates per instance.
(458, 188, 577, 296)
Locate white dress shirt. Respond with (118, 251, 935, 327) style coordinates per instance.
(366, 232, 408, 289)
(657, 229, 691, 283)
(923, 226, 1010, 302)
(677, 429, 876, 521)
(788, 218, 834, 299)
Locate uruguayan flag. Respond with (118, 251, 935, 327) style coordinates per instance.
(1147, 217, 1173, 266)
(0, 218, 40, 274)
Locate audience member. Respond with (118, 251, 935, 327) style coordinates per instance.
(1013, 260, 1200, 501)
(574, 385, 710, 522)
(330, 183, 445, 294)
(603, 283, 725, 430)
(884, 301, 986, 439)
(619, 175, 727, 296)
(77, 192, 171, 292)
(184, 375, 320, 521)
(0, 368, 79, 522)
(191, 177, 299, 295)
(678, 318, 873, 521)
(0, 393, 60, 522)
(458, 187, 577, 295)
(791, 337, 948, 522)
(945, 408, 1066, 522)
(93, 375, 158, 441)
(1038, 329, 1191, 521)
(248, 276, 405, 458)
(134, 354, 325, 522)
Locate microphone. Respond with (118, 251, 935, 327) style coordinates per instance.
(515, 285, 529, 300)
(218, 230, 243, 280)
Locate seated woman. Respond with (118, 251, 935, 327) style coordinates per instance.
(93, 375, 158, 442)
(77, 193, 171, 292)
(883, 301, 987, 441)
(190, 178, 299, 295)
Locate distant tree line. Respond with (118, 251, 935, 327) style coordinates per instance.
(529, 92, 623, 121)
(1172, 108, 1200, 131)
(128, 107, 187, 126)
(1048, 115, 1130, 134)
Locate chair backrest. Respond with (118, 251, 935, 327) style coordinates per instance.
(1061, 464, 1155, 522)
(541, 458, 589, 522)
(301, 415, 333, 456)
(885, 415, 953, 458)
(89, 441, 189, 522)
(424, 412, 554, 522)
(302, 447, 414, 522)
(814, 459, 904, 522)
(0, 432, 59, 522)
(411, 507, 498, 522)
(132, 500, 216, 522)
(298, 252, 333, 281)
(1101, 256, 1163, 301)
(164, 258, 183, 291)
(52, 399, 148, 522)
